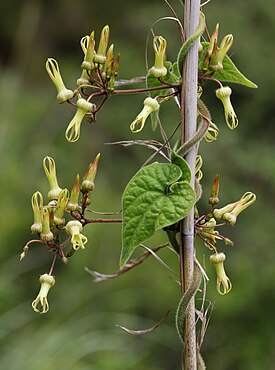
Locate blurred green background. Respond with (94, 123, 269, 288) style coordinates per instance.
(1, 1, 274, 369)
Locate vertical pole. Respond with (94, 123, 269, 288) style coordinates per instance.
(180, 1, 201, 369)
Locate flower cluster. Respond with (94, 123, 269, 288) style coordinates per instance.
(46, 25, 120, 143)
(195, 173, 256, 295)
(21, 154, 101, 313)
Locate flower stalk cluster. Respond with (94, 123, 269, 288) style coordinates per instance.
(22, 154, 103, 313)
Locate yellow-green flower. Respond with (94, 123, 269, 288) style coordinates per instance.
(65, 98, 94, 143)
(43, 156, 63, 200)
(40, 207, 54, 242)
(45, 58, 74, 103)
(31, 191, 43, 233)
(218, 34, 233, 66)
(210, 253, 232, 295)
(216, 86, 238, 129)
(32, 274, 55, 314)
(81, 31, 95, 70)
(65, 220, 88, 250)
(223, 192, 256, 225)
(148, 36, 167, 78)
(130, 97, 160, 133)
(77, 35, 91, 87)
(53, 189, 69, 226)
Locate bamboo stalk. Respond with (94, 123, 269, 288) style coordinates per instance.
(180, 1, 201, 369)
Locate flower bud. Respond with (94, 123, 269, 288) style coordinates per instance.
(209, 173, 220, 205)
(45, 58, 74, 103)
(103, 44, 114, 80)
(215, 86, 238, 129)
(67, 174, 81, 211)
(202, 23, 219, 70)
(20, 245, 29, 261)
(81, 31, 95, 70)
(148, 36, 167, 78)
(108, 52, 120, 91)
(65, 220, 88, 250)
(65, 97, 94, 143)
(209, 41, 223, 71)
(218, 34, 233, 66)
(53, 189, 69, 226)
(43, 156, 62, 200)
(40, 207, 54, 242)
(223, 192, 256, 225)
(130, 97, 160, 133)
(31, 191, 43, 233)
(81, 153, 100, 193)
(210, 253, 232, 295)
(32, 274, 55, 314)
(94, 25, 110, 64)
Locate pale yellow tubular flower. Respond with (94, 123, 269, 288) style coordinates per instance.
(53, 188, 69, 226)
(223, 192, 256, 225)
(148, 36, 167, 78)
(77, 36, 91, 87)
(32, 274, 55, 314)
(65, 220, 88, 250)
(218, 34, 233, 66)
(31, 191, 43, 233)
(216, 86, 238, 129)
(130, 97, 160, 133)
(45, 58, 74, 103)
(40, 207, 54, 242)
(210, 253, 232, 295)
(43, 156, 63, 200)
(65, 98, 94, 143)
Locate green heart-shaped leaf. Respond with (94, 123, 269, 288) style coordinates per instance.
(120, 162, 196, 267)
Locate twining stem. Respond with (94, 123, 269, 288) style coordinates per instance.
(180, 1, 201, 369)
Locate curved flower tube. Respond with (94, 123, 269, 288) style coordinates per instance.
(77, 36, 91, 86)
(130, 97, 160, 133)
(81, 31, 95, 70)
(216, 86, 238, 129)
(218, 34, 233, 66)
(45, 58, 74, 103)
(223, 192, 256, 225)
(210, 253, 232, 295)
(65, 220, 88, 250)
(40, 207, 54, 242)
(148, 36, 167, 78)
(32, 274, 55, 314)
(65, 98, 94, 143)
(31, 191, 43, 233)
(43, 156, 63, 200)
